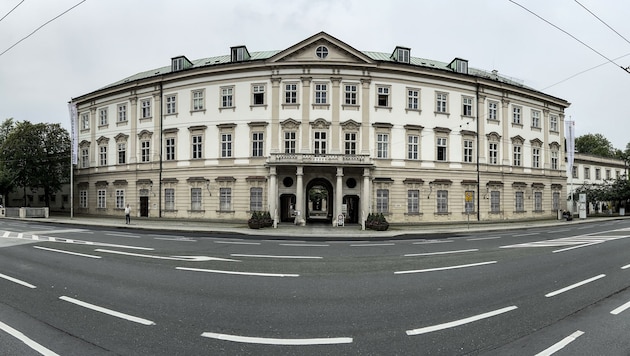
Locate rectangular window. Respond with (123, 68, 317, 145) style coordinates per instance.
(165, 188, 175, 210)
(408, 135, 419, 160)
(552, 191, 560, 211)
(515, 191, 524, 212)
(596, 169, 602, 180)
(99, 108, 108, 126)
(345, 132, 357, 155)
(219, 187, 232, 211)
(490, 191, 500, 212)
(584, 167, 590, 179)
(572, 166, 578, 179)
(117, 143, 126, 164)
(550, 115, 558, 131)
(513, 146, 522, 166)
(221, 133, 232, 157)
(250, 187, 263, 211)
(407, 89, 419, 110)
(314, 131, 327, 154)
(377, 86, 390, 107)
(99, 146, 107, 166)
(437, 190, 448, 213)
(81, 148, 89, 168)
(252, 132, 264, 157)
(191, 188, 202, 211)
(463, 139, 473, 163)
(165, 137, 175, 161)
(489, 142, 498, 165)
(81, 113, 89, 130)
(97, 189, 106, 209)
(488, 101, 498, 120)
(141, 140, 150, 162)
(192, 90, 205, 111)
(407, 190, 419, 213)
(377, 133, 389, 158)
(192, 135, 203, 159)
(606, 169, 611, 180)
(284, 131, 296, 154)
(344, 84, 357, 105)
(532, 147, 540, 168)
(462, 97, 473, 116)
(532, 110, 540, 128)
(252, 84, 265, 105)
(141, 99, 151, 119)
(165, 95, 177, 115)
(315, 83, 327, 104)
(376, 189, 389, 213)
(116, 189, 125, 209)
(79, 190, 87, 208)
(512, 106, 521, 124)
(551, 151, 559, 170)
(437, 137, 447, 161)
(221, 87, 234, 108)
(464, 190, 475, 213)
(285, 83, 298, 104)
(534, 191, 542, 211)
(436, 93, 448, 113)
(118, 104, 127, 123)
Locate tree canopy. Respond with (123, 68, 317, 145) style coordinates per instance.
(575, 133, 615, 158)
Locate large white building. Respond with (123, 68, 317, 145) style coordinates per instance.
(71, 32, 570, 227)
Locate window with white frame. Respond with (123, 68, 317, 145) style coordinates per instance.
(572, 166, 578, 178)
(221, 87, 234, 108)
(512, 106, 521, 124)
(81, 113, 89, 130)
(531, 110, 540, 128)
(463, 139, 474, 163)
(408, 134, 419, 160)
(532, 147, 540, 168)
(377, 86, 390, 107)
(221, 132, 233, 158)
(165, 188, 175, 210)
(314, 83, 327, 104)
(551, 149, 559, 170)
(513, 145, 522, 166)
(345, 132, 357, 155)
(284, 131, 296, 154)
(192, 90, 205, 111)
(219, 187, 232, 211)
(99, 108, 108, 126)
(489, 142, 498, 165)
(165, 137, 175, 161)
(376, 189, 389, 213)
(377, 133, 389, 158)
(117, 143, 126, 164)
(550, 115, 558, 131)
(141, 140, 150, 162)
(285, 83, 298, 104)
(97, 189, 106, 208)
(344, 84, 357, 105)
(165, 95, 177, 115)
(436, 93, 448, 113)
(117, 104, 127, 123)
(79, 190, 87, 208)
(606, 169, 611, 180)
(250, 187, 263, 211)
(397, 47, 410, 63)
(141, 99, 151, 119)
(488, 101, 498, 120)
(490, 191, 500, 212)
(191, 188, 202, 211)
(515, 191, 524, 212)
(81, 147, 89, 168)
(584, 167, 590, 179)
(534, 191, 542, 211)
(99, 145, 107, 166)
(437, 137, 447, 161)
(462, 96, 473, 116)
(192, 134, 203, 159)
(407, 88, 419, 110)
(437, 190, 448, 213)
(252, 84, 265, 106)
(596, 168, 601, 180)
(115, 189, 125, 209)
(314, 131, 327, 154)
(407, 189, 419, 213)
(252, 132, 264, 157)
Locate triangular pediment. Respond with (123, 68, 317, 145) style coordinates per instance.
(268, 31, 375, 65)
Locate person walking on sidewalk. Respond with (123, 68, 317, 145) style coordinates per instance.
(125, 204, 131, 224)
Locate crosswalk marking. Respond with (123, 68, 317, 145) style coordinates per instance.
(500, 234, 628, 249)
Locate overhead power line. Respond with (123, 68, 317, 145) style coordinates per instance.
(0, 0, 25, 23)
(574, 0, 630, 46)
(0, 0, 87, 58)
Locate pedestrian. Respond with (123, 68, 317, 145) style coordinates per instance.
(125, 204, 131, 224)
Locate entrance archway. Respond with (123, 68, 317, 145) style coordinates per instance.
(279, 194, 296, 222)
(343, 195, 360, 224)
(306, 178, 333, 224)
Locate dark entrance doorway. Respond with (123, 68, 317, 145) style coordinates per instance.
(343, 195, 359, 224)
(140, 197, 149, 217)
(306, 178, 333, 224)
(280, 194, 296, 222)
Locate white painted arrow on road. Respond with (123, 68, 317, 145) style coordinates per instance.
(94, 249, 239, 262)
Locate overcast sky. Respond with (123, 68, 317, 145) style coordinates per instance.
(1, 0, 630, 149)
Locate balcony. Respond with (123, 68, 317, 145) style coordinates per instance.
(268, 153, 373, 167)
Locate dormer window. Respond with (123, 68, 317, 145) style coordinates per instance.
(391, 46, 410, 63)
(449, 58, 468, 74)
(171, 56, 192, 72)
(231, 46, 250, 62)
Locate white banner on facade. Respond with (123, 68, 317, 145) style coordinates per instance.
(565, 119, 575, 175)
(68, 102, 78, 165)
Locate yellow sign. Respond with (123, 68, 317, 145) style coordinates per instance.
(465, 192, 473, 202)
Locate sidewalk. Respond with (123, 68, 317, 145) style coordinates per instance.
(11, 213, 611, 240)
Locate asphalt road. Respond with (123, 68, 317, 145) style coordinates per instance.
(0, 218, 630, 355)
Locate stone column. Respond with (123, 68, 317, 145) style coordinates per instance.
(335, 167, 343, 226)
(301, 77, 312, 153)
(270, 77, 281, 153)
(360, 78, 371, 155)
(477, 95, 486, 163)
(543, 109, 550, 169)
(331, 77, 342, 154)
(129, 96, 138, 164)
(501, 98, 510, 166)
(362, 167, 371, 230)
(269, 166, 278, 227)
(296, 166, 304, 226)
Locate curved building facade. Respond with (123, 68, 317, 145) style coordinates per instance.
(71, 32, 570, 227)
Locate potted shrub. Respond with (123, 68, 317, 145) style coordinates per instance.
(372, 213, 389, 231)
(262, 211, 273, 227)
(247, 211, 262, 229)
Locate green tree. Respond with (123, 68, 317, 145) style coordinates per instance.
(575, 133, 615, 157)
(0, 118, 16, 204)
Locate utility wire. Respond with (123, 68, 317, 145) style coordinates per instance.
(0, 0, 87, 58)
(574, 0, 630, 46)
(0, 0, 25, 23)
(542, 52, 630, 90)
(509, 0, 628, 74)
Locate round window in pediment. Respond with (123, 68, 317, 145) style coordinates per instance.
(315, 45, 328, 59)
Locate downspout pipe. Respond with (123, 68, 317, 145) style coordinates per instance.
(158, 81, 163, 218)
(476, 82, 481, 221)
